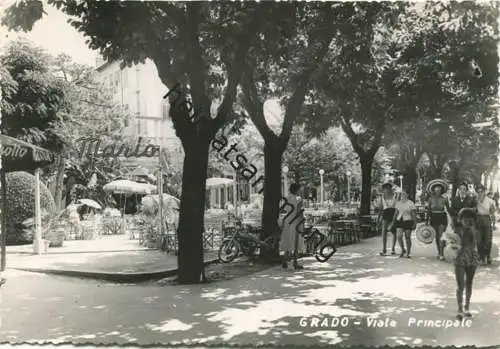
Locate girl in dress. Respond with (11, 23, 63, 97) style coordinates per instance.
(454, 208, 480, 320)
(280, 183, 306, 269)
(376, 182, 397, 256)
(427, 180, 449, 260)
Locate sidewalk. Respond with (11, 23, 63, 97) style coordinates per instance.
(6, 235, 218, 282)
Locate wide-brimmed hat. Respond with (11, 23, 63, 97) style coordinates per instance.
(426, 179, 449, 195)
(415, 223, 435, 244)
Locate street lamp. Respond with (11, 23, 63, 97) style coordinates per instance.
(399, 175, 403, 190)
(283, 166, 289, 197)
(319, 169, 325, 206)
(346, 170, 352, 204)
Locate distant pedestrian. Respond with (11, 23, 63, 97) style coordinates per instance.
(376, 181, 398, 256)
(475, 185, 495, 265)
(454, 208, 480, 320)
(280, 183, 306, 270)
(426, 179, 450, 261)
(390, 189, 417, 258)
(450, 182, 476, 228)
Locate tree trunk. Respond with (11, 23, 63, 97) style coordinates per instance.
(259, 141, 284, 261)
(176, 139, 210, 284)
(1, 168, 7, 272)
(404, 165, 418, 201)
(54, 155, 65, 211)
(359, 154, 374, 215)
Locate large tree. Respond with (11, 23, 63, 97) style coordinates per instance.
(0, 39, 66, 172)
(311, 2, 418, 215)
(386, 1, 499, 198)
(240, 3, 350, 258)
(3, 1, 284, 283)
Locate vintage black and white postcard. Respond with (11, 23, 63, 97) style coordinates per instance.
(0, 1, 499, 348)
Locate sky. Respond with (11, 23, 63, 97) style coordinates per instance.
(0, 0, 98, 66)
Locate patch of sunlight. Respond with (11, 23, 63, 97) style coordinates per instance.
(387, 336, 415, 345)
(473, 286, 500, 302)
(281, 283, 302, 288)
(45, 296, 64, 302)
(201, 288, 227, 299)
(294, 268, 386, 286)
(225, 290, 265, 301)
(93, 305, 107, 309)
(104, 331, 121, 336)
(303, 330, 342, 345)
(145, 319, 194, 332)
(74, 334, 97, 339)
(15, 294, 35, 300)
(143, 296, 159, 304)
(207, 298, 369, 341)
(304, 273, 444, 305)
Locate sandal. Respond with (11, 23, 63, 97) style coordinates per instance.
(399, 250, 406, 258)
(456, 312, 464, 320)
(391, 250, 396, 256)
(464, 311, 472, 318)
(379, 251, 387, 256)
(406, 254, 411, 259)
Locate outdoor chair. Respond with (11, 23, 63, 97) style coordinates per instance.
(329, 220, 347, 246)
(164, 222, 178, 254)
(359, 215, 374, 239)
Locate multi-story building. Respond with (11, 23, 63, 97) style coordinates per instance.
(95, 57, 183, 171)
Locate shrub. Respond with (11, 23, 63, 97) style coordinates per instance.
(1, 171, 56, 244)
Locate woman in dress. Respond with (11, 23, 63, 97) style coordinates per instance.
(427, 179, 449, 261)
(280, 183, 306, 269)
(390, 189, 417, 258)
(376, 182, 397, 256)
(454, 208, 480, 320)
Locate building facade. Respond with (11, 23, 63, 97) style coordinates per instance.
(94, 57, 183, 170)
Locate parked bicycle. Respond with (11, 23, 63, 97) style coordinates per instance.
(218, 218, 279, 263)
(300, 225, 337, 262)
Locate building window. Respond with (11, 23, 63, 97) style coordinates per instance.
(162, 102, 169, 120)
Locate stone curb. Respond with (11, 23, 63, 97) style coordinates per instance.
(9, 258, 220, 283)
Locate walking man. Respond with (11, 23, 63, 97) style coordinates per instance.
(451, 182, 476, 228)
(475, 185, 495, 265)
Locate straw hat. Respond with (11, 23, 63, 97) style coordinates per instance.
(415, 223, 435, 244)
(426, 179, 449, 195)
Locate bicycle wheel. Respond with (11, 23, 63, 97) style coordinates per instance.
(218, 239, 240, 263)
(315, 243, 337, 262)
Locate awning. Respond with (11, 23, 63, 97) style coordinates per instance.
(206, 177, 234, 188)
(0, 135, 53, 162)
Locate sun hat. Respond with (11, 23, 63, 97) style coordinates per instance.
(415, 223, 435, 244)
(426, 179, 449, 195)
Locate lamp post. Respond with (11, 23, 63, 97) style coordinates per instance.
(319, 169, 324, 205)
(346, 170, 352, 204)
(283, 166, 289, 197)
(399, 175, 403, 190)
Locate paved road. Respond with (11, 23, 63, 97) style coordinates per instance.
(1, 235, 499, 347)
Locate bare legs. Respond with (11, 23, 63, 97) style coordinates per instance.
(455, 264, 476, 317)
(433, 224, 446, 259)
(381, 220, 397, 255)
(397, 228, 412, 257)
